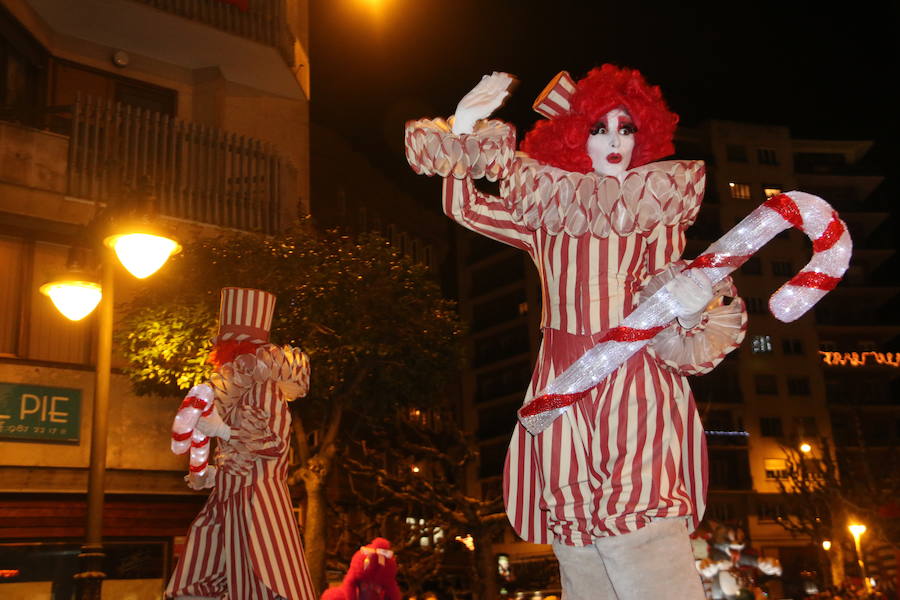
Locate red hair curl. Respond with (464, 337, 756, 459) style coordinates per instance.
(521, 65, 678, 173)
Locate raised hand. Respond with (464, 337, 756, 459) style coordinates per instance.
(452, 72, 515, 135)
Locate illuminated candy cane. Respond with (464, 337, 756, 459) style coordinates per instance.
(518, 192, 852, 434)
(170, 383, 216, 476)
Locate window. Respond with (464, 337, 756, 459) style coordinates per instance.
(475, 360, 532, 403)
(760, 417, 783, 437)
(751, 335, 773, 354)
(470, 255, 525, 296)
(741, 256, 762, 275)
(746, 297, 767, 315)
(764, 458, 788, 480)
(0, 11, 47, 127)
(782, 338, 804, 355)
(772, 261, 793, 277)
(0, 236, 92, 364)
(758, 498, 786, 521)
(857, 340, 878, 352)
(763, 186, 783, 198)
(47, 58, 176, 133)
(405, 517, 444, 548)
(757, 148, 779, 165)
(726, 144, 748, 162)
(793, 416, 818, 437)
(471, 288, 527, 331)
(787, 377, 811, 396)
(755, 374, 778, 395)
(729, 182, 752, 200)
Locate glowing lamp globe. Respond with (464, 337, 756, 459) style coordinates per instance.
(40, 279, 102, 321)
(849, 524, 867, 537)
(105, 233, 181, 279)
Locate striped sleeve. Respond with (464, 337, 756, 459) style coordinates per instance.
(443, 175, 535, 253)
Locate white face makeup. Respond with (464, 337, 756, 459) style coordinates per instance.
(586, 108, 636, 178)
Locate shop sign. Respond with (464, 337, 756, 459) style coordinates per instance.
(0, 382, 81, 443)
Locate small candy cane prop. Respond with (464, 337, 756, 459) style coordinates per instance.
(519, 192, 852, 434)
(171, 383, 216, 476)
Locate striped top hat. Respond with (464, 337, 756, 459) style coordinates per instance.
(212, 287, 276, 345)
(532, 71, 576, 119)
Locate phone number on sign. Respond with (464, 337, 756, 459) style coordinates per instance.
(0, 423, 69, 435)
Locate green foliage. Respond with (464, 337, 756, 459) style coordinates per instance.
(117, 225, 466, 419)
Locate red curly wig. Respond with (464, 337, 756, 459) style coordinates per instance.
(521, 65, 678, 173)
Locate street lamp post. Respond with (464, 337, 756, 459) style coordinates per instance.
(40, 202, 180, 600)
(848, 523, 870, 594)
(72, 253, 115, 600)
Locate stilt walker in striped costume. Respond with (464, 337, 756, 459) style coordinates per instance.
(405, 66, 748, 599)
(166, 287, 316, 600)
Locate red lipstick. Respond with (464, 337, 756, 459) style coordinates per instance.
(607, 153, 622, 164)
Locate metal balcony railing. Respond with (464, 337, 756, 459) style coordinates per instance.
(67, 96, 294, 234)
(135, 0, 296, 66)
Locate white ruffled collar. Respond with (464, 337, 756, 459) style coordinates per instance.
(502, 156, 706, 237)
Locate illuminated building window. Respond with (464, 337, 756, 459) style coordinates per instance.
(754, 374, 778, 395)
(751, 335, 773, 354)
(763, 186, 783, 198)
(726, 144, 748, 162)
(729, 182, 752, 200)
(787, 377, 811, 396)
(764, 458, 788, 480)
(758, 148, 779, 165)
(772, 260, 793, 277)
(782, 338, 804, 355)
(741, 256, 762, 275)
(405, 517, 444, 548)
(760, 417, 783, 437)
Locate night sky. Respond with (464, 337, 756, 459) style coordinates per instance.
(310, 1, 899, 191)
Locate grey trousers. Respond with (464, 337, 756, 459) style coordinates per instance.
(552, 518, 706, 600)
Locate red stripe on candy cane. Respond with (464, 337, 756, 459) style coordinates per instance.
(788, 271, 841, 291)
(687, 253, 747, 270)
(600, 325, 668, 343)
(519, 392, 583, 418)
(764, 193, 804, 229)
(812, 213, 845, 253)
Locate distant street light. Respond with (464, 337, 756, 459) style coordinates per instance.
(822, 540, 831, 551)
(848, 523, 871, 593)
(800, 442, 812, 454)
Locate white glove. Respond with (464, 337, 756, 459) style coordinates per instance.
(757, 557, 782, 576)
(697, 558, 723, 578)
(278, 380, 303, 401)
(452, 72, 514, 135)
(665, 269, 713, 329)
(186, 465, 217, 490)
(196, 404, 231, 440)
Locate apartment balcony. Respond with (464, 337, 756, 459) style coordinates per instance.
(133, 0, 297, 67)
(1, 96, 296, 234)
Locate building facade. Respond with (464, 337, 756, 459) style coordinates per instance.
(454, 119, 897, 597)
(0, 1, 309, 597)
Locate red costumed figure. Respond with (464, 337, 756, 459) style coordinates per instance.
(166, 287, 316, 600)
(321, 538, 401, 600)
(405, 66, 748, 599)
